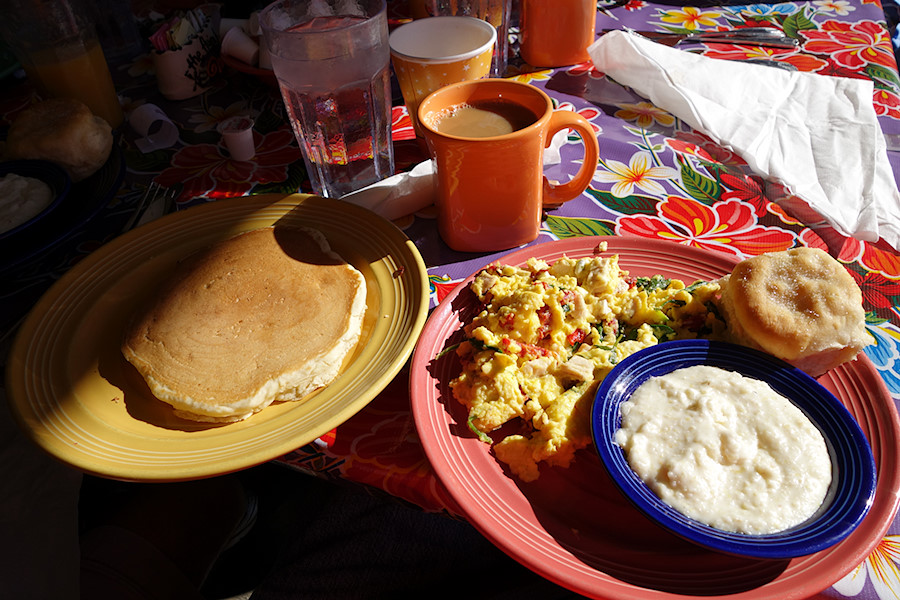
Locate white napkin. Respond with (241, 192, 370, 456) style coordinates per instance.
(588, 30, 900, 250)
(340, 130, 569, 220)
(341, 159, 436, 221)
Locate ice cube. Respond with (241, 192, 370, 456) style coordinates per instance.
(336, 0, 364, 16)
(267, 7, 295, 30)
(307, 0, 334, 17)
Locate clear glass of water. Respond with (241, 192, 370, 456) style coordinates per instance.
(428, 0, 512, 77)
(260, 0, 394, 198)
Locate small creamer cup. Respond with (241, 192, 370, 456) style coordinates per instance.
(389, 16, 495, 136)
(221, 26, 259, 66)
(418, 79, 600, 252)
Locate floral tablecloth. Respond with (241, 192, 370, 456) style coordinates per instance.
(1, 0, 899, 598)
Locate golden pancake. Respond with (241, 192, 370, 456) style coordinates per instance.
(717, 247, 871, 377)
(122, 226, 367, 422)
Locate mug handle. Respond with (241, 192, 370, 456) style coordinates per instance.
(541, 110, 600, 207)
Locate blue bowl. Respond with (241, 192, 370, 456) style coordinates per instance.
(0, 159, 71, 242)
(592, 339, 876, 559)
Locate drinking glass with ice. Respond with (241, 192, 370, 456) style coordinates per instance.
(260, 0, 394, 198)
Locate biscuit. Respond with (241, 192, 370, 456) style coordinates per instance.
(5, 98, 113, 181)
(717, 247, 871, 377)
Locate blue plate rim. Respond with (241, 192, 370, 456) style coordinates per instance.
(0, 159, 71, 241)
(591, 339, 877, 559)
(0, 141, 124, 274)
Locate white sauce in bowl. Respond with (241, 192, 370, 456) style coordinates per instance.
(0, 173, 55, 234)
(614, 365, 832, 534)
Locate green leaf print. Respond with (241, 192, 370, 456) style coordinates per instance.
(251, 163, 306, 195)
(544, 214, 615, 238)
(124, 147, 173, 173)
(585, 188, 659, 215)
(782, 11, 816, 38)
(678, 156, 719, 205)
(867, 63, 900, 90)
(865, 310, 888, 326)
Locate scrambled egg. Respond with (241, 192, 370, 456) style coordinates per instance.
(449, 254, 724, 482)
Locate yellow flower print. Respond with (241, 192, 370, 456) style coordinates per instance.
(832, 535, 900, 599)
(509, 69, 553, 84)
(660, 7, 722, 30)
(187, 101, 252, 133)
(593, 152, 679, 197)
(614, 102, 676, 128)
(812, 0, 854, 15)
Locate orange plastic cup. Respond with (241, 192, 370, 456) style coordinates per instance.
(520, 0, 597, 68)
(390, 16, 496, 136)
(418, 79, 600, 252)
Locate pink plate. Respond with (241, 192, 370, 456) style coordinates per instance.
(410, 236, 900, 599)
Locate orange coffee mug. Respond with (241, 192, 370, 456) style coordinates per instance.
(418, 79, 600, 252)
(520, 0, 597, 68)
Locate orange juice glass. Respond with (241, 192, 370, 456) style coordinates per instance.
(25, 42, 124, 129)
(0, 0, 124, 129)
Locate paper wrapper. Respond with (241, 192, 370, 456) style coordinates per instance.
(129, 104, 179, 152)
(588, 30, 900, 250)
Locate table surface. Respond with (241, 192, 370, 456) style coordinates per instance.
(2, 1, 900, 599)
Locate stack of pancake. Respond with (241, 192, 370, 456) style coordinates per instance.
(122, 226, 367, 423)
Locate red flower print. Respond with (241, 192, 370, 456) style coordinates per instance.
(430, 274, 463, 305)
(868, 247, 900, 278)
(700, 44, 828, 72)
(840, 237, 900, 278)
(798, 228, 829, 250)
(156, 129, 301, 200)
(325, 373, 462, 513)
(873, 87, 900, 119)
(616, 196, 796, 257)
(849, 269, 900, 309)
(556, 101, 603, 134)
(801, 20, 895, 71)
(316, 428, 337, 448)
(720, 172, 766, 216)
(564, 61, 604, 79)
(391, 105, 416, 141)
(768, 202, 805, 227)
(665, 131, 746, 166)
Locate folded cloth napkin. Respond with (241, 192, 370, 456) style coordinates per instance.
(588, 30, 900, 251)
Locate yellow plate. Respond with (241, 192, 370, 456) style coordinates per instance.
(6, 194, 429, 481)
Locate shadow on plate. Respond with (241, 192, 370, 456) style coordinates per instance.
(521, 455, 790, 595)
(100, 344, 231, 432)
